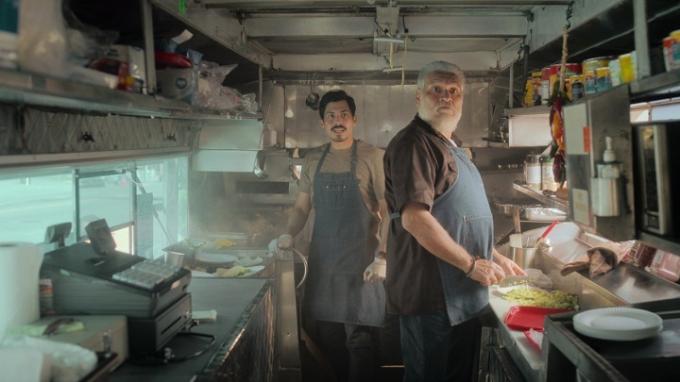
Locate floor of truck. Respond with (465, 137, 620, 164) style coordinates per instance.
(300, 339, 405, 382)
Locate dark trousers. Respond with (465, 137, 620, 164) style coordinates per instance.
(400, 312, 481, 382)
(314, 320, 379, 382)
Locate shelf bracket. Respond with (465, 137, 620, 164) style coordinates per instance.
(633, 0, 651, 79)
(141, 0, 157, 95)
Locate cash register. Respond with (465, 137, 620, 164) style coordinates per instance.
(41, 219, 192, 356)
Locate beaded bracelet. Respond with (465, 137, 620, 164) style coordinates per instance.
(465, 257, 478, 277)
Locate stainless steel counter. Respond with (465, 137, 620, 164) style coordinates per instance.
(486, 246, 680, 382)
(488, 289, 543, 382)
(112, 278, 272, 382)
(512, 182, 568, 211)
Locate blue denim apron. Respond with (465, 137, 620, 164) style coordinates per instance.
(432, 145, 493, 325)
(305, 141, 386, 326)
(391, 144, 493, 326)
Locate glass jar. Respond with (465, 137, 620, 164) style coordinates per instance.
(524, 155, 542, 190)
(541, 157, 559, 191)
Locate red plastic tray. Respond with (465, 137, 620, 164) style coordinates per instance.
(504, 306, 572, 331)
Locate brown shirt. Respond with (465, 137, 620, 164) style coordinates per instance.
(384, 115, 460, 315)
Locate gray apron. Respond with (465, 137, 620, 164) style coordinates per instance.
(305, 141, 386, 326)
(388, 146, 493, 325)
(431, 145, 494, 325)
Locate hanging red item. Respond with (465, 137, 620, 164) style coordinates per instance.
(548, 28, 570, 185)
(549, 91, 567, 184)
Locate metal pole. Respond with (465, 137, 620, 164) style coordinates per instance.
(633, 0, 651, 78)
(509, 63, 514, 108)
(141, 0, 157, 95)
(258, 65, 264, 112)
(274, 248, 302, 382)
(74, 169, 80, 240)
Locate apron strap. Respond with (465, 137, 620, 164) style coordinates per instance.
(314, 143, 332, 178)
(350, 139, 358, 176)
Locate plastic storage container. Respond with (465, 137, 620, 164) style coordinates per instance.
(0, 0, 18, 69)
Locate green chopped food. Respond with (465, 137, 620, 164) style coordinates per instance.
(503, 287, 578, 309)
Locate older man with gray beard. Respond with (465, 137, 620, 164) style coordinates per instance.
(384, 61, 524, 382)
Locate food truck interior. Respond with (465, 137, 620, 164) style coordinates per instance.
(1, 0, 680, 381)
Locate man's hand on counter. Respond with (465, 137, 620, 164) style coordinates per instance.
(468, 259, 506, 286)
(492, 249, 527, 277)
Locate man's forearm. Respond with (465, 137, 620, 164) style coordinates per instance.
(402, 207, 474, 271)
(286, 207, 309, 237)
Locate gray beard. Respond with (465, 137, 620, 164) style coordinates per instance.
(420, 112, 460, 136)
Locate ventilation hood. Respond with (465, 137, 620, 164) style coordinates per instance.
(192, 119, 264, 172)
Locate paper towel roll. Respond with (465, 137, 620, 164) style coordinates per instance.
(0, 242, 42, 337)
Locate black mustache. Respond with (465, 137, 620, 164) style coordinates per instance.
(331, 125, 346, 130)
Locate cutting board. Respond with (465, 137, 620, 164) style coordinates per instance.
(504, 306, 572, 331)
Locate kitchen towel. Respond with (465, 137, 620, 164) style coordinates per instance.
(0, 242, 42, 337)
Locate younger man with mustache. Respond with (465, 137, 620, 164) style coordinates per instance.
(278, 90, 389, 381)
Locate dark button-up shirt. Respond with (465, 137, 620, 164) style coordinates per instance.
(383, 115, 460, 314)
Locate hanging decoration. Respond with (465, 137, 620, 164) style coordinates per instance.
(548, 2, 573, 187)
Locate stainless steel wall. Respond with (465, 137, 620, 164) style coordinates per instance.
(269, 81, 490, 149)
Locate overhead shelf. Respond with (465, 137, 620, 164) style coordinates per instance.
(510, 70, 680, 125)
(638, 231, 680, 256)
(630, 69, 680, 100)
(512, 182, 568, 211)
(505, 105, 550, 117)
(0, 68, 261, 121)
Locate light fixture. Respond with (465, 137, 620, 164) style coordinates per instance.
(373, 36, 405, 44)
(382, 67, 404, 73)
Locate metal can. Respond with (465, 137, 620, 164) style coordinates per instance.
(595, 67, 611, 92)
(540, 67, 551, 104)
(584, 70, 596, 95)
(571, 75, 584, 100)
(619, 52, 636, 83)
(582, 57, 612, 75)
(666, 30, 680, 71)
(608, 59, 621, 86)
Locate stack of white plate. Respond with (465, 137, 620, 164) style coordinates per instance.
(573, 307, 663, 341)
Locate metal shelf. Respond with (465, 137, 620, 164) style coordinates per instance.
(505, 105, 550, 117)
(0, 68, 261, 121)
(512, 182, 568, 211)
(638, 231, 680, 255)
(630, 69, 680, 100)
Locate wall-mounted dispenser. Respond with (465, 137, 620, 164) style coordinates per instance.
(591, 136, 622, 217)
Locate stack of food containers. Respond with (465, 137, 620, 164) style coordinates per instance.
(582, 57, 613, 95)
(539, 63, 581, 104)
(522, 27, 680, 109)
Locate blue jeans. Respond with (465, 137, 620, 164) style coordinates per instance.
(315, 320, 379, 382)
(400, 312, 480, 382)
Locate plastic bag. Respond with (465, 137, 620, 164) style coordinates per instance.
(200, 61, 237, 80)
(0, 335, 97, 382)
(194, 61, 259, 112)
(18, 0, 68, 77)
(63, 7, 118, 67)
